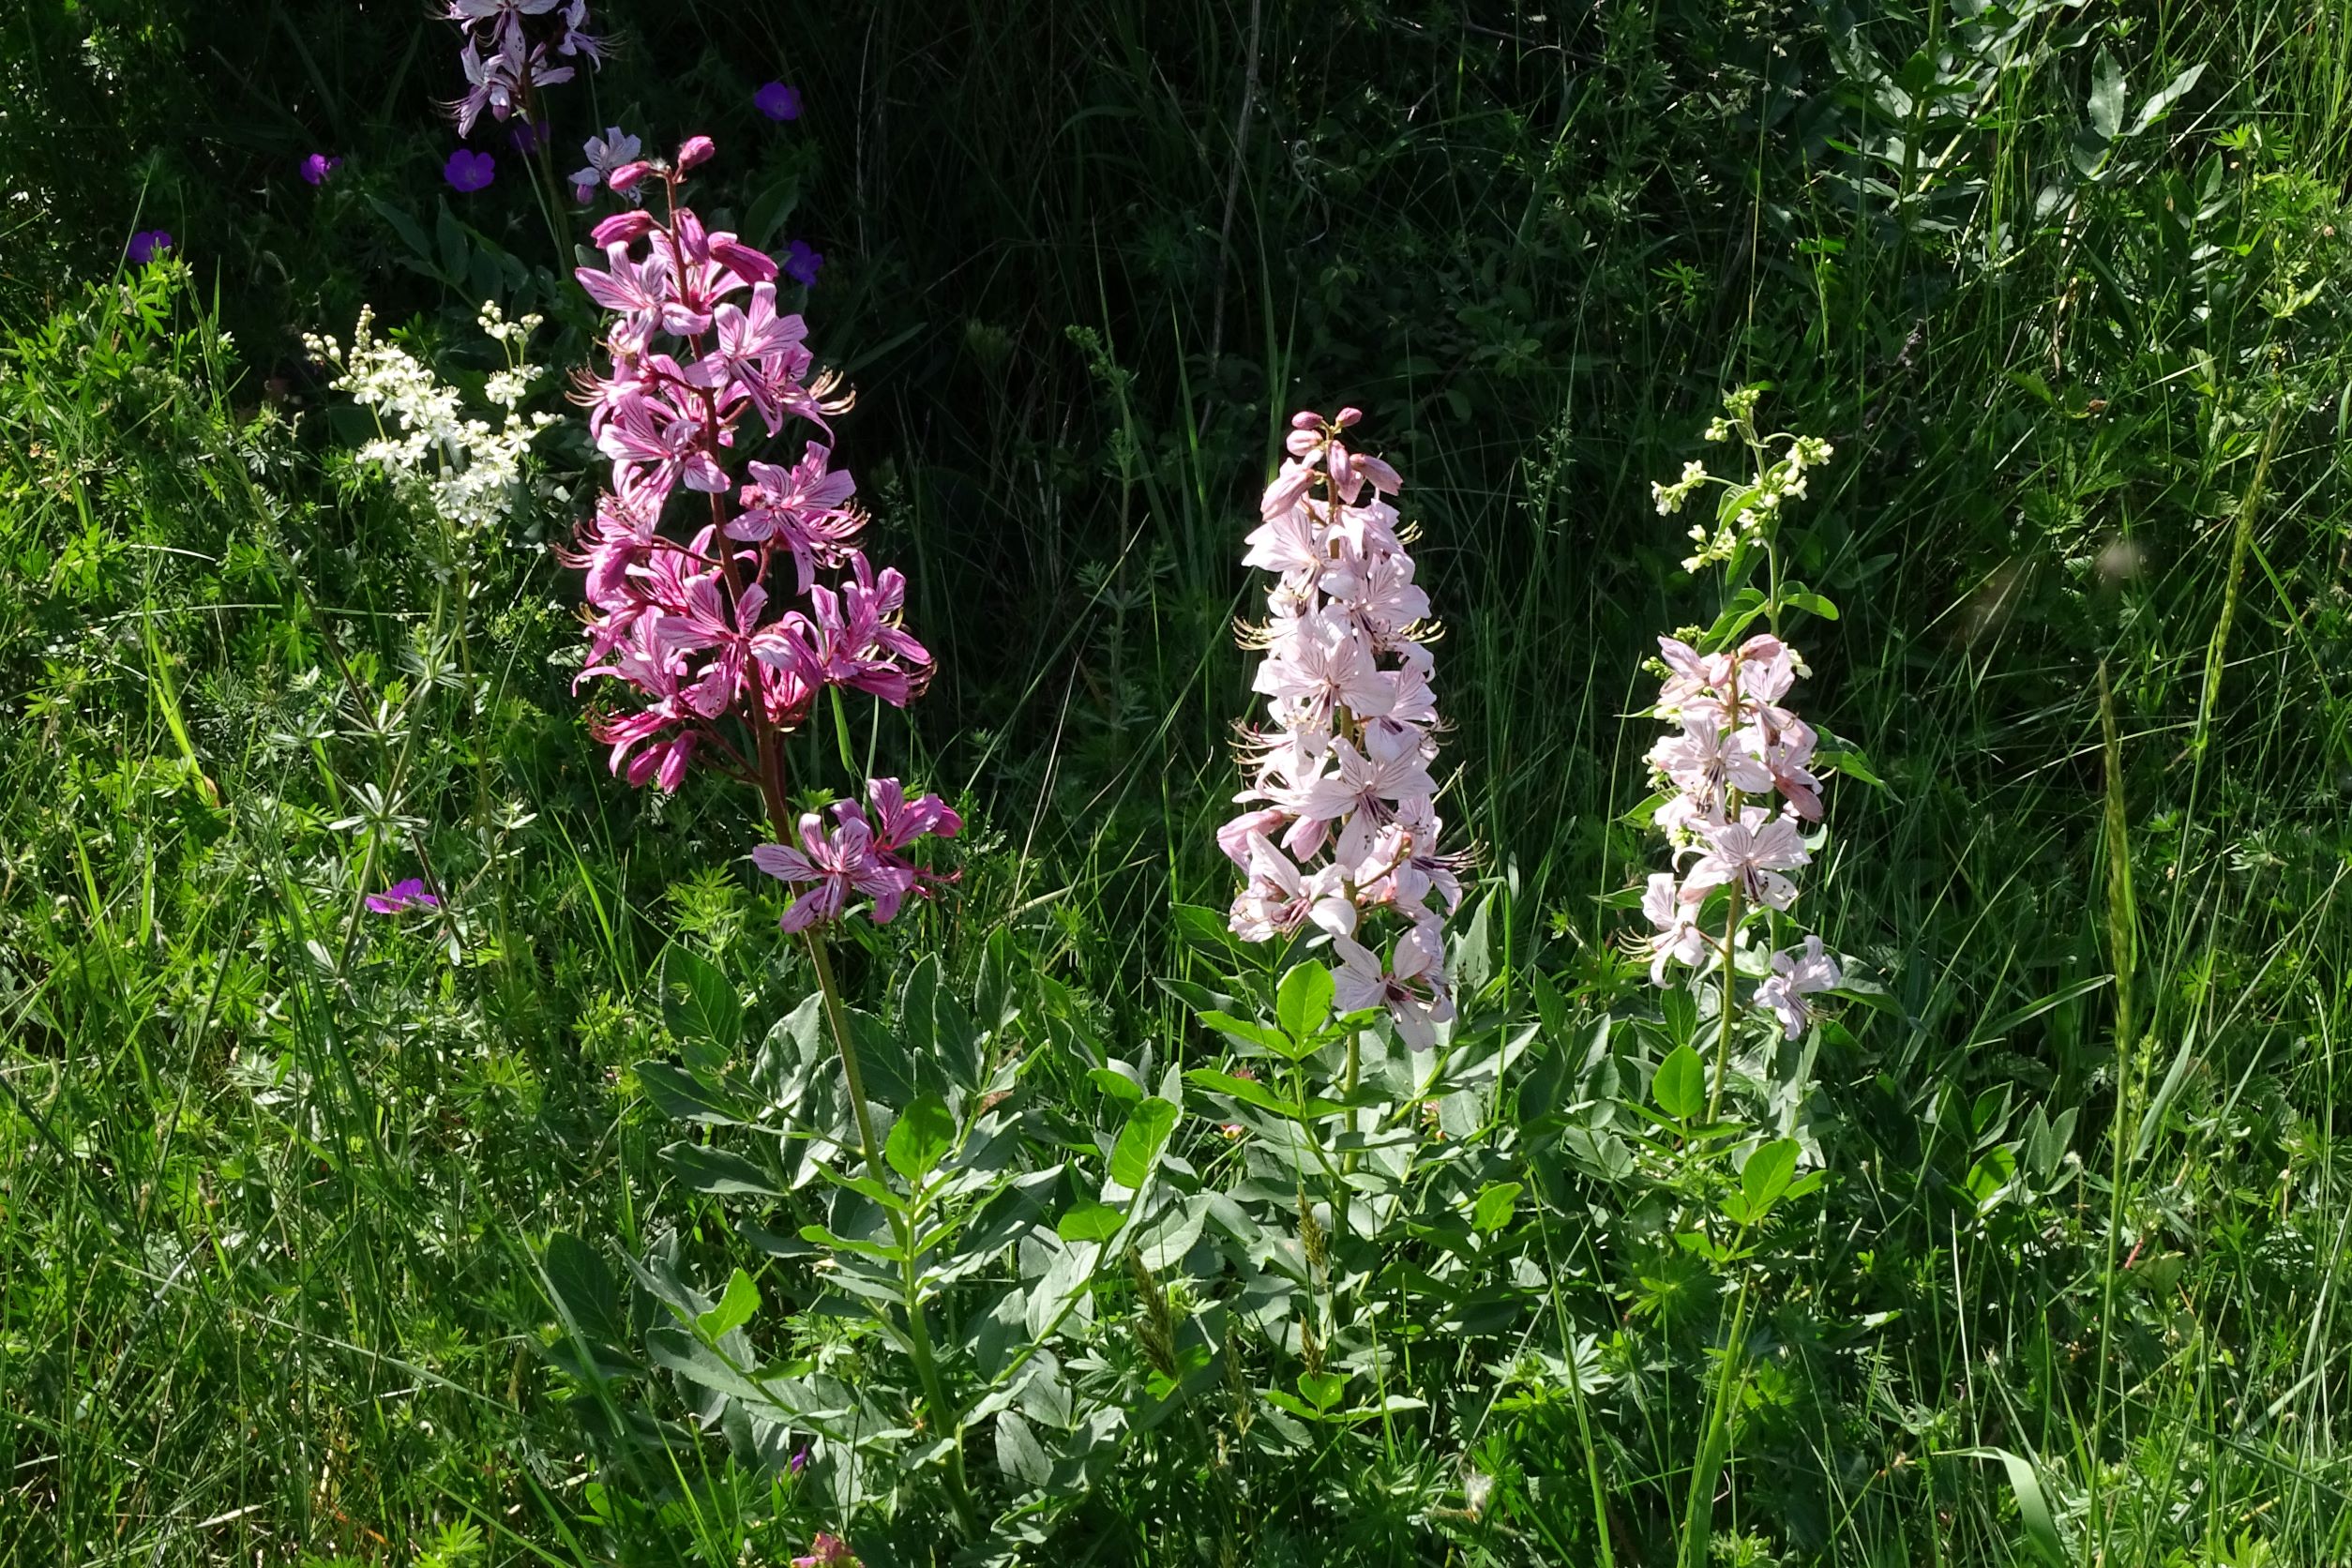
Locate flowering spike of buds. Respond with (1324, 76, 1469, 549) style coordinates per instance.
(1221, 409, 1465, 1050)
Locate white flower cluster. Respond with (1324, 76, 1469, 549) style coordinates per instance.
(1220, 408, 1468, 1049)
(305, 302, 556, 535)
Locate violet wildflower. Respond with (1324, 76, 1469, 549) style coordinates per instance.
(1221, 408, 1466, 1049)
(508, 119, 546, 155)
(445, 148, 497, 192)
(756, 81, 804, 121)
(365, 877, 442, 914)
(570, 126, 641, 203)
(559, 138, 955, 927)
(126, 230, 173, 264)
(300, 153, 343, 187)
(1756, 935, 1842, 1040)
(782, 239, 823, 287)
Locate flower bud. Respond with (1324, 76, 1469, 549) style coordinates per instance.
(1334, 406, 1364, 428)
(709, 235, 779, 283)
(1289, 410, 1323, 430)
(590, 210, 657, 247)
(607, 160, 654, 192)
(676, 135, 716, 171)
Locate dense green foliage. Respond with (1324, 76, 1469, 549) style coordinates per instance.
(4, 1, 2351, 1563)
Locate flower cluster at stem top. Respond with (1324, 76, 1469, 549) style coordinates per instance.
(1651, 386, 1836, 573)
(1221, 408, 1469, 1050)
(445, 0, 601, 136)
(305, 301, 558, 536)
(561, 136, 955, 932)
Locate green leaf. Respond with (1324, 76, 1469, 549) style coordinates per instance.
(1296, 1370, 1348, 1412)
(1652, 1044, 1706, 1122)
(696, 1268, 760, 1341)
(1195, 1010, 1295, 1055)
(1184, 1067, 1341, 1121)
(634, 1061, 751, 1126)
(659, 1140, 783, 1199)
(1171, 903, 1243, 954)
(1109, 1097, 1180, 1190)
(1471, 1181, 1523, 1234)
(2131, 62, 2206, 137)
(1275, 961, 1334, 1044)
(885, 1094, 957, 1184)
(2088, 48, 2125, 142)
(1738, 1138, 1800, 1218)
(541, 1233, 625, 1343)
(1781, 590, 1839, 622)
(661, 945, 743, 1056)
(1056, 1200, 1123, 1243)
(1088, 1067, 1143, 1103)
(1947, 1448, 2066, 1566)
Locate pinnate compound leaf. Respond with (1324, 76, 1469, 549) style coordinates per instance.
(1109, 1096, 1180, 1190)
(1652, 1044, 1706, 1122)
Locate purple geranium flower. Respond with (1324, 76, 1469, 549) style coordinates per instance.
(365, 877, 442, 915)
(445, 148, 497, 192)
(755, 82, 803, 122)
(782, 239, 822, 286)
(301, 153, 343, 187)
(127, 230, 173, 264)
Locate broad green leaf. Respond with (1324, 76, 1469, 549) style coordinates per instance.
(1196, 1009, 1295, 1055)
(661, 945, 743, 1057)
(2088, 49, 2124, 142)
(1739, 1138, 1800, 1217)
(1296, 1370, 1348, 1411)
(1471, 1181, 1523, 1234)
(634, 1061, 751, 1126)
(2131, 62, 2206, 137)
(1088, 1067, 1143, 1103)
(659, 1140, 783, 1199)
(1109, 1097, 1181, 1190)
(1056, 1200, 1123, 1243)
(1275, 961, 1334, 1043)
(541, 1233, 625, 1343)
(696, 1268, 760, 1341)
(995, 1409, 1051, 1488)
(1652, 1044, 1706, 1122)
(885, 1093, 957, 1184)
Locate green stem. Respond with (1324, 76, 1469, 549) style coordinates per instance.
(804, 932, 984, 1541)
(1705, 882, 1745, 1123)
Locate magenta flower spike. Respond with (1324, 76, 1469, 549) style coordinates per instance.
(365, 878, 442, 915)
(300, 153, 343, 186)
(1221, 409, 1465, 1050)
(444, 148, 497, 191)
(559, 139, 957, 930)
(756, 82, 804, 122)
(126, 230, 174, 264)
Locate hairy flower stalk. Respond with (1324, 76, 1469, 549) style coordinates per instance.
(562, 137, 975, 1536)
(1636, 389, 1846, 1114)
(1222, 408, 1466, 1050)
